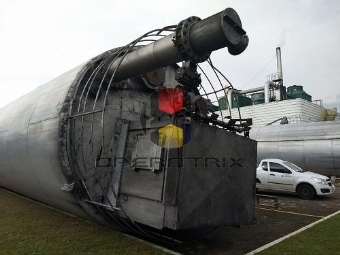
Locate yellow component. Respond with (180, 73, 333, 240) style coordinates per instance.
(158, 124, 183, 148)
(318, 108, 338, 121)
(325, 108, 338, 121)
(318, 109, 327, 122)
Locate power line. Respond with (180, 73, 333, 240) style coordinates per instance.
(240, 55, 276, 89)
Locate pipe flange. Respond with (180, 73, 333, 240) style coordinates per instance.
(175, 16, 210, 63)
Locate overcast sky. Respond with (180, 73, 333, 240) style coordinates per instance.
(1, 0, 340, 110)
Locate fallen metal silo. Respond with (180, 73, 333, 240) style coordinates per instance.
(251, 121, 340, 177)
(0, 7, 257, 241)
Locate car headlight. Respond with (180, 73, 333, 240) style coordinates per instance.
(312, 177, 327, 185)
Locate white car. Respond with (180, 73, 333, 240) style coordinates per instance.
(256, 159, 335, 199)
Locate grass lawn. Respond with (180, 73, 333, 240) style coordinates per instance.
(258, 212, 340, 255)
(0, 188, 168, 255)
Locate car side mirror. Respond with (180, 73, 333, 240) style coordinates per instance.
(262, 165, 268, 170)
(284, 169, 291, 174)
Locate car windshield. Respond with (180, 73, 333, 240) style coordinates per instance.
(284, 161, 306, 172)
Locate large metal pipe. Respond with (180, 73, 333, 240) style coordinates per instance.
(233, 82, 271, 104)
(108, 8, 248, 82)
(189, 8, 248, 56)
(227, 88, 233, 111)
(239, 86, 265, 94)
(264, 81, 275, 103)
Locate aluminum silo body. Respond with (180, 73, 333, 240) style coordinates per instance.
(251, 121, 340, 177)
(0, 62, 90, 218)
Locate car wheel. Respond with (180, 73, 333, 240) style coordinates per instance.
(297, 184, 316, 199)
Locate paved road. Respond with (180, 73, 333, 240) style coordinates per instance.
(162, 181, 340, 255)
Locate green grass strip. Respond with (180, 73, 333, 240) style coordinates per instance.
(0, 189, 168, 255)
(258, 213, 340, 255)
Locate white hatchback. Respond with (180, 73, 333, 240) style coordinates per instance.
(256, 159, 335, 199)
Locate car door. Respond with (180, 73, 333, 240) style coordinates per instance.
(257, 161, 269, 188)
(267, 162, 294, 191)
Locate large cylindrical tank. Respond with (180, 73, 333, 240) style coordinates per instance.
(0, 62, 91, 219)
(250, 121, 340, 177)
(0, 7, 257, 241)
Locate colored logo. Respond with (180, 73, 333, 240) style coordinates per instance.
(140, 88, 192, 149)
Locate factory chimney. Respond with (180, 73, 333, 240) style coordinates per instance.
(276, 47, 283, 77)
(276, 47, 286, 100)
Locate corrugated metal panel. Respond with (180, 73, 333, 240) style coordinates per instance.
(250, 121, 340, 176)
